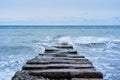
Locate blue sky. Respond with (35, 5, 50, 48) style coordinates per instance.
(0, 0, 120, 25)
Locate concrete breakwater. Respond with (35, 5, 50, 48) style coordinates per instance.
(12, 43, 103, 80)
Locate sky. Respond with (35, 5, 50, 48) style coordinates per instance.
(0, 0, 120, 25)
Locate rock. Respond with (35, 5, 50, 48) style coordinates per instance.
(22, 64, 94, 70)
(12, 71, 37, 80)
(26, 58, 92, 64)
(52, 45, 73, 49)
(72, 78, 103, 80)
(59, 42, 68, 45)
(12, 44, 103, 80)
(57, 50, 77, 54)
(23, 69, 103, 79)
(45, 48, 60, 53)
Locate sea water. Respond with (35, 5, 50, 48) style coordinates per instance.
(0, 25, 120, 80)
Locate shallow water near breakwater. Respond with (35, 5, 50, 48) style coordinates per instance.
(0, 25, 120, 80)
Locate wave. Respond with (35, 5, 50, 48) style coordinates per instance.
(1, 35, 120, 80)
(54, 36, 120, 51)
(32, 35, 120, 80)
(0, 45, 38, 80)
(55, 36, 120, 80)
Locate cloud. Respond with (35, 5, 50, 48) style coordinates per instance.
(0, 0, 120, 25)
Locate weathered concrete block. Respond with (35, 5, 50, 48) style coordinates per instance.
(12, 44, 103, 80)
(59, 42, 69, 45)
(72, 78, 103, 80)
(12, 71, 37, 80)
(38, 53, 84, 58)
(23, 69, 102, 79)
(45, 48, 60, 53)
(27, 59, 92, 64)
(70, 55, 85, 58)
(52, 45, 73, 49)
(51, 57, 88, 61)
(22, 64, 94, 70)
(71, 71, 103, 78)
(57, 50, 77, 54)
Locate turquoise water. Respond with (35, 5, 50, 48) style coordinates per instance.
(0, 25, 120, 80)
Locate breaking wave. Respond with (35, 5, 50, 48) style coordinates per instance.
(56, 36, 120, 80)
(1, 35, 120, 80)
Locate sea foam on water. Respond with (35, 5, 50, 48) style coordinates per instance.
(0, 26, 120, 80)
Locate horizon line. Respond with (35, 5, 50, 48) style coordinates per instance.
(0, 24, 120, 26)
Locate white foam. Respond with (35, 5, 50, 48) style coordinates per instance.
(57, 36, 120, 80)
(58, 36, 120, 44)
(57, 36, 110, 45)
(74, 36, 109, 44)
(1, 35, 120, 80)
(58, 36, 72, 44)
(33, 43, 45, 53)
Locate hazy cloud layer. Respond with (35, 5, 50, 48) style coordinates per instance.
(0, 0, 120, 25)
